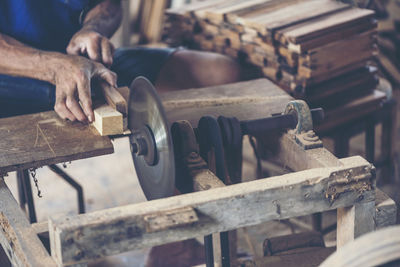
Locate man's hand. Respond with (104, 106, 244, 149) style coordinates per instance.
(67, 30, 114, 67)
(51, 54, 117, 122)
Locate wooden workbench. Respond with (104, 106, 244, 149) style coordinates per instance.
(0, 111, 114, 174)
(0, 78, 395, 267)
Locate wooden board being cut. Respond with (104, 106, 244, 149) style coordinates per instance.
(0, 111, 113, 174)
(92, 105, 123, 136)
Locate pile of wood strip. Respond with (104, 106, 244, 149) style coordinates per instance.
(374, 0, 400, 88)
(163, 0, 384, 116)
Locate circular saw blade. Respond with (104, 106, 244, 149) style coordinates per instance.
(128, 77, 175, 200)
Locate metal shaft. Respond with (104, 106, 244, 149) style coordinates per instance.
(240, 108, 324, 136)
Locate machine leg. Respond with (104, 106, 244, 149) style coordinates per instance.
(48, 165, 85, 214)
(220, 231, 231, 267)
(204, 235, 214, 267)
(365, 122, 375, 164)
(16, 171, 26, 211)
(312, 213, 322, 232)
(334, 132, 349, 158)
(17, 169, 37, 223)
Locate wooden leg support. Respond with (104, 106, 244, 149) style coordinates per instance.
(337, 201, 376, 249)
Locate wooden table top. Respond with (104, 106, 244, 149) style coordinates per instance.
(0, 111, 113, 174)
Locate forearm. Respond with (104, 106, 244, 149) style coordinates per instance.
(0, 33, 63, 84)
(82, 0, 122, 38)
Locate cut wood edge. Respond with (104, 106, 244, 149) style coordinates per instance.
(92, 105, 124, 136)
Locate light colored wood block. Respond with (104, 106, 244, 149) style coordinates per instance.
(92, 105, 123, 136)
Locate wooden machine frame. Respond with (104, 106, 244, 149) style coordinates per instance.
(0, 79, 396, 267)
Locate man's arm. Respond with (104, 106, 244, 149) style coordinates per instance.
(67, 0, 122, 66)
(0, 33, 116, 122)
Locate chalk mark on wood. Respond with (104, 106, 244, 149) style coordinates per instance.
(35, 124, 56, 157)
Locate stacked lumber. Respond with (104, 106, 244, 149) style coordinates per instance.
(163, 0, 382, 114)
(374, 0, 400, 88)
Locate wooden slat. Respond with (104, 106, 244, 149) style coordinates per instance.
(161, 79, 293, 127)
(280, 8, 375, 45)
(0, 111, 113, 174)
(298, 30, 376, 78)
(275, 133, 342, 172)
(316, 90, 386, 133)
(100, 82, 128, 115)
(286, 20, 376, 53)
(337, 201, 376, 248)
(244, 0, 350, 35)
(0, 179, 56, 267)
(375, 188, 397, 228)
(256, 247, 336, 267)
(49, 156, 374, 265)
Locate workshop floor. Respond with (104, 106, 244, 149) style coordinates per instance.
(4, 90, 400, 267)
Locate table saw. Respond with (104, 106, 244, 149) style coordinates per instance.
(0, 78, 396, 267)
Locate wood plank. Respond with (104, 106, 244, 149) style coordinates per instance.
(316, 90, 386, 133)
(92, 105, 123, 136)
(337, 201, 376, 248)
(280, 8, 375, 45)
(257, 247, 335, 267)
(233, 0, 310, 26)
(161, 79, 293, 127)
(0, 111, 113, 174)
(0, 179, 56, 267)
(263, 231, 324, 256)
(375, 188, 397, 228)
(99, 82, 128, 115)
(49, 156, 374, 265)
(286, 20, 377, 53)
(244, 0, 350, 35)
(275, 133, 342, 172)
(298, 30, 376, 78)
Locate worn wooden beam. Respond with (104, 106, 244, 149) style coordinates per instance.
(49, 156, 374, 266)
(0, 179, 56, 267)
(275, 132, 342, 172)
(337, 201, 376, 248)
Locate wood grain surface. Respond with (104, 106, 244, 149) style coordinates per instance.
(0, 111, 113, 173)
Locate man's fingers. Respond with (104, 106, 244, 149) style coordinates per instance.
(66, 94, 87, 122)
(66, 42, 81, 56)
(76, 74, 94, 122)
(101, 38, 114, 67)
(87, 36, 102, 62)
(54, 92, 76, 121)
(96, 67, 117, 87)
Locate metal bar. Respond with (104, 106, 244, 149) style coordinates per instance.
(19, 169, 37, 223)
(312, 213, 322, 232)
(204, 235, 214, 267)
(240, 108, 324, 136)
(48, 165, 85, 214)
(220, 231, 231, 267)
(16, 170, 26, 211)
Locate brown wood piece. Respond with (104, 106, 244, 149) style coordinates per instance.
(0, 111, 113, 174)
(144, 207, 199, 233)
(100, 81, 128, 115)
(263, 231, 324, 256)
(48, 156, 374, 265)
(0, 179, 57, 267)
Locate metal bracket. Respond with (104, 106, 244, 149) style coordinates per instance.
(284, 100, 323, 150)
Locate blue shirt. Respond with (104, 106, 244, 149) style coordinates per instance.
(0, 0, 90, 52)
